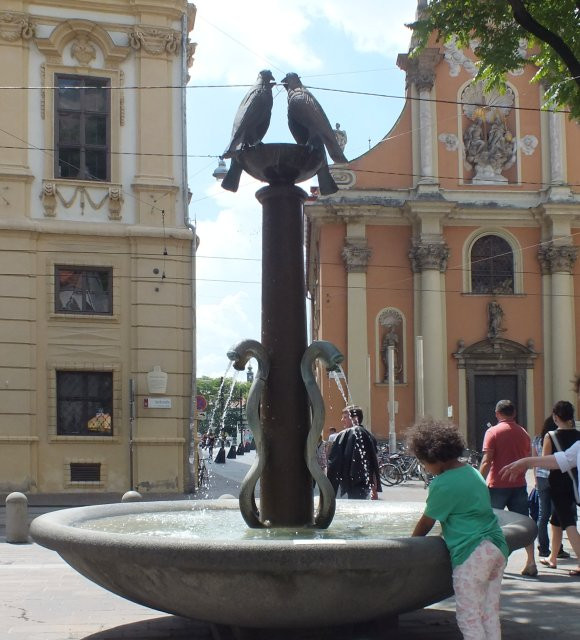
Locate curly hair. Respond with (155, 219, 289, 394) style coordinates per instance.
(406, 418, 465, 463)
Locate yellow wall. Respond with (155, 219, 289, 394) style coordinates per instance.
(0, 1, 196, 494)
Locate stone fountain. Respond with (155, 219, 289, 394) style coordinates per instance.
(30, 144, 536, 634)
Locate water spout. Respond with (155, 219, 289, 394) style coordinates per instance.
(301, 340, 343, 528)
(227, 339, 270, 527)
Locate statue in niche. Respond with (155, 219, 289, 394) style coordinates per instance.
(461, 81, 516, 184)
(381, 325, 402, 383)
(487, 301, 506, 340)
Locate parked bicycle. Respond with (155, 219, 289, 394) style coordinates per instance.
(380, 452, 432, 488)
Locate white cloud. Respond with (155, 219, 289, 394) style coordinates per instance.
(191, 0, 322, 84)
(316, 1, 417, 55)
(190, 0, 417, 84)
(195, 179, 262, 376)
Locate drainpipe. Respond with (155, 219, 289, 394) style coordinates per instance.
(181, 10, 196, 493)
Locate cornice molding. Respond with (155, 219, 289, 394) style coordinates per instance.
(0, 11, 34, 42)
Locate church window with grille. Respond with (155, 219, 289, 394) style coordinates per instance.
(470, 235, 514, 294)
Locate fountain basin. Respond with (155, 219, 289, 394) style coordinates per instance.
(30, 499, 536, 629)
(236, 143, 325, 185)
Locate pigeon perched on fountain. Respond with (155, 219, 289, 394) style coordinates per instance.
(221, 69, 276, 192)
(280, 72, 347, 195)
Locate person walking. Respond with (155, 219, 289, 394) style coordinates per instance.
(538, 401, 580, 573)
(327, 405, 382, 500)
(408, 419, 509, 640)
(479, 399, 537, 576)
(533, 416, 570, 560)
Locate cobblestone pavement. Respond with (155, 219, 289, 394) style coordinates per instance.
(1, 455, 579, 639)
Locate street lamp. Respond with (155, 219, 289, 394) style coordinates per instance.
(212, 157, 228, 181)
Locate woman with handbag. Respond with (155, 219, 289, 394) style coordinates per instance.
(533, 416, 569, 559)
(539, 401, 580, 575)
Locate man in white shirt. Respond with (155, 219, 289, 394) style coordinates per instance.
(501, 440, 580, 575)
(500, 441, 580, 480)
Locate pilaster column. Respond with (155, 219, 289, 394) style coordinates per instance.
(341, 224, 371, 425)
(397, 49, 442, 184)
(538, 241, 578, 406)
(0, 11, 34, 179)
(129, 23, 181, 224)
(548, 109, 565, 185)
(409, 239, 449, 419)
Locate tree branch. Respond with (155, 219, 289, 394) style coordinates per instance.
(507, 0, 580, 90)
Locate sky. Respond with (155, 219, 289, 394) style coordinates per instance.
(187, 0, 419, 377)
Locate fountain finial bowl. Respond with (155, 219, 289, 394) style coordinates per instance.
(235, 143, 325, 185)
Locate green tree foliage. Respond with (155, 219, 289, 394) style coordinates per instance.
(410, 0, 580, 119)
(196, 376, 251, 438)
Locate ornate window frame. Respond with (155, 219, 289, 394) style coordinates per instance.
(375, 307, 407, 385)
(463, 228, 523, 295)
(35, 20, 130, 192)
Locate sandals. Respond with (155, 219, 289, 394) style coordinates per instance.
(539, 558, 557, 569)
(521, 563, 538, 577)
(569, 568, 580, 577)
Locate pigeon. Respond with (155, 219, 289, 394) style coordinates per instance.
(221, 70, 275, 192)
(281, 72, 347, 195)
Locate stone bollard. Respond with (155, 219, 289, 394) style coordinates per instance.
(121, 491, 143, 502)
(6, 492, 30, 544)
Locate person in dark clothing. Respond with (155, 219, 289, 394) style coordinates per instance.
(326, 405, 382, 500)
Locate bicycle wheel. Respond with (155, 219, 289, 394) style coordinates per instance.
(380, 463, 402, 486)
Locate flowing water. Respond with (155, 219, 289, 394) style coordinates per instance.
(74, 502, 433, 541)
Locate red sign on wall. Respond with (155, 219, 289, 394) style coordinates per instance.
(196, 395, 207, 411)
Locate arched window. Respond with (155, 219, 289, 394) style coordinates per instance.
(470, 235, 514, 294)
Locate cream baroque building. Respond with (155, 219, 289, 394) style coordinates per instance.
(306, 29, 580, 449)
(0, 1, 196, 494)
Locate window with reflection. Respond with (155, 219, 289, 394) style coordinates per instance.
(57, 371, 113, 436)
(470, 235, 514, 294)
(55, 74, 110, 181)
(55, 266, 112, 314)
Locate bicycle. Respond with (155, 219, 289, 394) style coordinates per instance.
(380, 452, 432, 488)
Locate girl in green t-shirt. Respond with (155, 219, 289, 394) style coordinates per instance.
(408, 419, 509, 640)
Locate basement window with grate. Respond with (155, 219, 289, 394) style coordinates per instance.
(70, 462, 101, 482)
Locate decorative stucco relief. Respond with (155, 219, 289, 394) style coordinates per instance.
(0, 11, 34, 41)
(462, 81, 516, 184)
(330, 168, 356, 189)
(409, 240, 449, 273)
(438, 133, 459, 151)
(443, 37, 477, 77)
(42, 181, 124, 220)
(70, 34, 97, 65)
(129, 27, 180, 56)
(34, 19, 131, 67)
(537, 242, 578, 274)
(342, 238, 371, 273)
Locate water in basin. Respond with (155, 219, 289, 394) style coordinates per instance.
(74, 501, 437, 541)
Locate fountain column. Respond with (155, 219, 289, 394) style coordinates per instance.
(256, 183, 313, 526)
